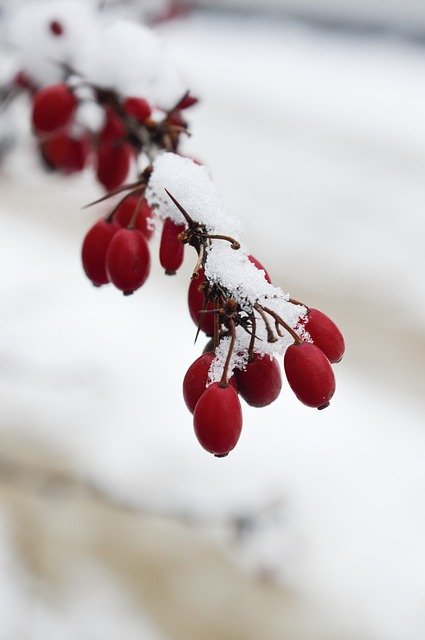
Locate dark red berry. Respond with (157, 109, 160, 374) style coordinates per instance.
(113, 196, 154, 240)
(32, 83, 77, 133)
(159, 218, 185, 275)
(42, 131, 90, 173)
(167, 110, 186, 127)
(96, 143, 132, 192)
(303, 308, 345, 364)
(81, 219, 119, 287)
(188, 269, 215, 336)
(284, 342, 335, 409)
(183, 352, 237, 414)
(235, 353, 281, 407)
(123, 97, 152, 122)
(203, 338, 214, 353)
(105, 228, 150, 294)
(248, 255, 272, 284)
(99, 107, 126, 144)
(49, 20, 64, 36)
(193, 382, 242, 456)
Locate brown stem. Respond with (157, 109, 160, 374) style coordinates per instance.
(219, 319, 236, 387)
(202, 233, 240, 250)
(213, 298, 220, 349)
(261, 306, 303, 345)
(248, 312, 257, 361)
(191, 243, 204, 279)
(289, 297, 308, 310)
(254, 304, 278, 343)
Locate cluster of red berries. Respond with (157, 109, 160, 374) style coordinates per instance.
(183, 261, 345, 457)
(29, 78, 196, 189)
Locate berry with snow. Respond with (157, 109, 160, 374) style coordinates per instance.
(302, 308, 345, 364)
(235, 353, 282, 408)
(159, 218, 186, 275)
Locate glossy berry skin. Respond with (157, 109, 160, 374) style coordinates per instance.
(105, 228, 150, 294)
(113, 196, 154, 240)
(304, 308, 345, 364)
(123, 97, 152, 122)
(96, 143, 132, 192)
(235, 354, 281, 407)
(183, 352, 237, 414)
(159, 218, 185, 275)
(248, 255, 272, 284)
(284, 342, 335, 409)
(188, 269, 215, 336)
(193, 383, 242, 456)
(32, 84, 77, 133)
(42, 132, 90, 173)
(81, 219, 119, 287)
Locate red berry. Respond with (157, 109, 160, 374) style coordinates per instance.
(123, 97, 152, 122)
(304, 308, 345, 364)
(159, 218, 185, 275)
(183, 352, 237, 414)
(248, 255, 272, 284)
(32, 83, 77, 133)
(284, 342, 335, 409)
(49, 20, 64, 36)
(99, 108, 126, 144)
(81, 219, 119, 287)
(167, 110, 186, 127)
(188, 269, 215, 336)
(42, 131, 90, 173)
(235, 353, 281, 407)
(113, 196, 154, 240)
(96, 143, 132, 192)
(105, 228, 150, 294)
(193, 382, 242, 456)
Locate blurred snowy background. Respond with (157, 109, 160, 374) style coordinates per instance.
(1, 1, 425, 639)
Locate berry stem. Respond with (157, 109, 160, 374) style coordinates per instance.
(254, 304, 278, 343)
(219, 318, 236, 387)
(260, 305, 303, 345)
(248, 312, 257, 362)
(201, 233, 240, 250)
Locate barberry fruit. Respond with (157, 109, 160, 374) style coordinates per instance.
(183, 352, 237, 414)
(113, 196, 154, 240)
(32, 84, 77, 133)
(193, 382, 242, 456)
(81, 219, 120, 287)
(49, 20, 64, 36)
(42, 132, 90, 173)
(248, 255, 272, 284)
(105, 228, 150, 294)
(235, 353, 281, 407)
(188, 269, 215, 336)
(284, 342, 335, 409)
(99, 107, 126, 144)
(303, 308, 345, 364)
(123, 97, 152, 122)
(159, 218, 185, 275)
(96, 143, 132, 191)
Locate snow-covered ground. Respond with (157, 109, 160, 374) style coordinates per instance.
(1, 12, 425, 640)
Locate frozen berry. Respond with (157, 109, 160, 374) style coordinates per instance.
(193, 382, 242, 456)
(32, 83, 77, 133)
(99, 107, 126, 144)
(304, 308, 345, 364)
(123, 97, 152, 122)
(105, 228, 150, 294)
(284, 342, 335, 409)
(81, 219, 119, 287)
(188, 269, 215, 336)
(96, 143, 132, 192)
(183, 352, 237, 414)
(235, 353, 281, 407)
(159, 218, 185, 275)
